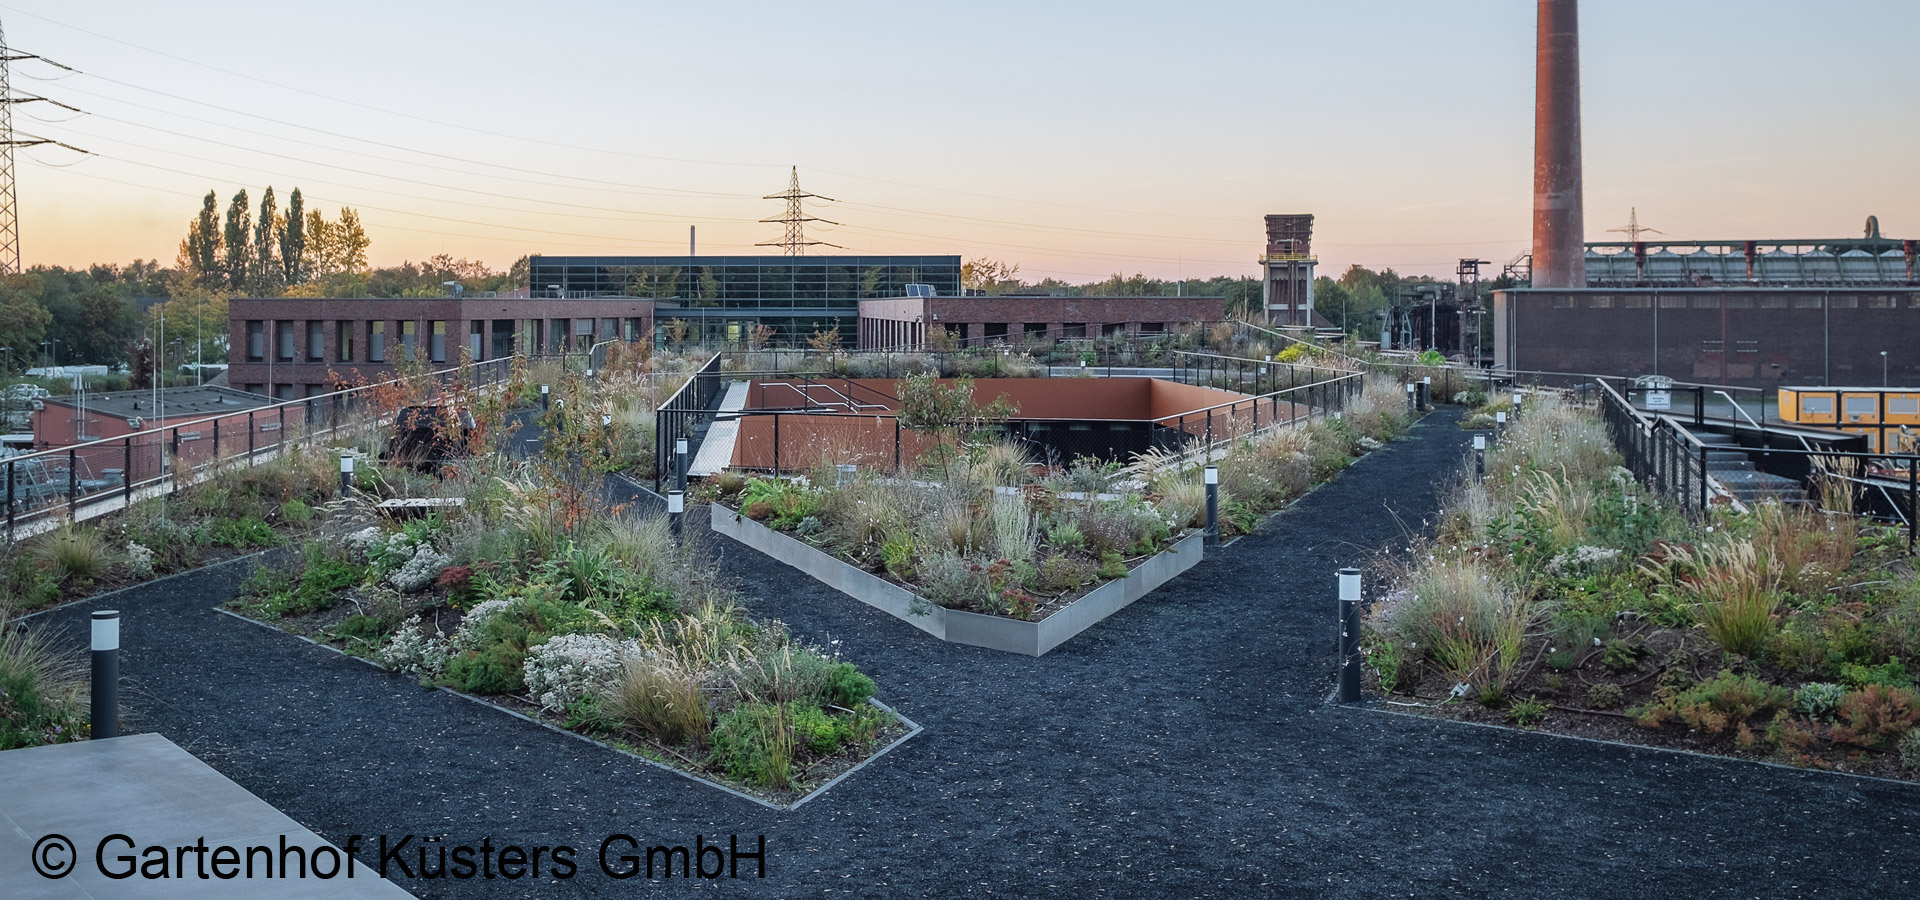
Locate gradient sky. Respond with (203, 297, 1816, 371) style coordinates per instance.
(5, 0, 1917, 282)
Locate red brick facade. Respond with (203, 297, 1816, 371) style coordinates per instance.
(855, 296, 1228, 349)
(228, 297, 655, 398)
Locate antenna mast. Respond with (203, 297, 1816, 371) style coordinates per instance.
(756, 166, 841, 255)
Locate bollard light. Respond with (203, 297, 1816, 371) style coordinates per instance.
(667, 489, 685, 537)
(339, 454, 355, 494)
(1512, 391, 1523, 407)
(1204, 466, 1218, 485)
(1203, 465, 1220, 548)
(601, 414, 613, 428)
(586, 368, 596, 379)
(1423, 376, 1432, 385)
(676, 438, 689, 457)
(1473, 435, 1487, 451)
(1337, 568, 1362, 703)
(92, 610, 120, 739)
(1473, 435, 1487, 476)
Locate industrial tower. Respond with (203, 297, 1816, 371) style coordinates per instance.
(1531, 0, 1585, 288)
(1260, 214, 1317, 328)
(757, 166, 841, 255)
(0, 19, 83, 275)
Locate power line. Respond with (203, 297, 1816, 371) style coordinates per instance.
(756, 167, 840, 255)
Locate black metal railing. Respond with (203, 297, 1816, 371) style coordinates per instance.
(652, 353, 725, 491)
(3, 355, 519, 542)
(1599, 378, 1714, 516)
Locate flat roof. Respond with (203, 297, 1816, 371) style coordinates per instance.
(42, 385, 276, 421)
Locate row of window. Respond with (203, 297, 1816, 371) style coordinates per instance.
(1546, 294, 1914, 310)
(242, 317, 647, 365)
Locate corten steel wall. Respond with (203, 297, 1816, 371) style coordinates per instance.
(1532, 0, 1585, 289)
(732, 377, 1299, 470)
(1495, 288, 1920, 387)
(229, 297, 655, 393)
(857, 297, 1229, 348)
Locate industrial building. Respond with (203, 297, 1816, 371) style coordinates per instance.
(855, 295, 1228, 350)
(227, 296, 656, 398)
(527, 254, 961, 347)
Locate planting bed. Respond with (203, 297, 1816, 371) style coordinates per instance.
(1365, 395, 1920, 781)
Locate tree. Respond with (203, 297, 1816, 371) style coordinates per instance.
(961, 258, 1022, 294)
(148, 290, 229, 365)
(0, 274, 52, 364)
(335, 207, 370, 274)
(221, 189, 252, 291)
(304, 208, 338, 278)
(181, 191, 222, 290)
(280, 188, 306, 285)
(253, 186, 281, 294)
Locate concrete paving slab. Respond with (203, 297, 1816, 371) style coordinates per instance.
(688, 379, 749, 476)
(0, 733, 410, 899)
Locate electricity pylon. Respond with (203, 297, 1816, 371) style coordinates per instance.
(757, 166, 841, 255)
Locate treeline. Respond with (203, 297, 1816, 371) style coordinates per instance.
(0, 187, 527, 373)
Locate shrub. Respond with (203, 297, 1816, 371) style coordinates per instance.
(261, 544, 367, 618)
(731, 645, 838, 707)
(708, 702, 794, 789)
(444, 643, 528, 695)
(1632, 670, 1791, 734)
(1828, 684, 1919, 750)
(1368, 559, 1530, 692)
(787, 703, 844, 755)
(524, 633, 633, 713)
(1586, 683, 1625, 709)
(375, 626, 450, 679)
(278, 498, 315, 524)
(1839, 658, 1914, 691)
(1155, 481, 1206, 530)
(824, 662, 876, 708)
(205, 516, 281, 549)
(1793, 682, 1850, 720)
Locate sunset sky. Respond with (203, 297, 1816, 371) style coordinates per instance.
(6, 0, 1917, 282)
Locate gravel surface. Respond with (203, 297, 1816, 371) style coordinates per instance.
(29, 406, 1920, 898)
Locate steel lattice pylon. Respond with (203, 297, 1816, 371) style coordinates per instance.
(756, 166, 841, 256)
(0, 18, 20, 275)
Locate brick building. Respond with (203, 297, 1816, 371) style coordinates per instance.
(1493, 287, 1920, 387)
(228, 297, 656, 398)
(30, 386, 282, 488)
(854, 296, 1229, 350)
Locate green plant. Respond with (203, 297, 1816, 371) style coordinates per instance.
(1839, 658, 1914, 691)
(444, 643, 528, 694)
(205, 515, 282, 549)
(0, 618, 87, 749)
(278, 498, 315, 524)
(1096, 550, 1127, 581)
(1364, 637, 1403, 694)
(1044, 519, 1087, 553)
(880, 532, 915, 579)
(1035, 554, 1096, 593)
(824, 662, 876, 708)
(708, 702, 794, 789)
(1506, 697, 1548, 727)
(259, 544, 368, 618)
(1602, 641, 1652, 673)
(787, 703, 844, 755)
(1793, 682, 1850, 720)
(1586, 683, 1625, 709)
(1631, 669, 1791, 734)
(1652, 541, 1782, 658)
(1899, 729, 1920, 771)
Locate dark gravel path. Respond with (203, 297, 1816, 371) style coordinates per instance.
(28, 407, 1920, 898)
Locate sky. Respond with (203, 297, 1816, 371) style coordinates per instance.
(4, 0, 1917, 283)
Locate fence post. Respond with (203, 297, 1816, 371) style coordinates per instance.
(124, 438, 133, 506)
(773, 414, 781, 478)
(1909, 460, 1916, 553)
(1699, 442, 1709, 513)
(1337, 568, 1361, 703)
(91, 610, 120, 740)
(5, 459, 13, 542)
(894, 419, 902, 472)
(248, 410, 255, 458)
(67, 447, 78, 514)
(1204, 465, 1219, 548)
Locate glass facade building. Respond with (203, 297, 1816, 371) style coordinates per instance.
(527, 255, 961, 347)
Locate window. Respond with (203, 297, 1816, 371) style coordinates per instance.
(276, 321, 295, 360)
(549, 319, 569, 353)
(1062, 323, 1087, 338)
(1802, 396, 1835, 415)
(1140, 322, 1165, 334)
(400, 321, 417, 362)
(1889, 398, 1919, 417)
(1844, 396, 1878, 418)
(1830, 297, 1858, 309)
(1588, 296, 1613, 308)
(430, 321, 447, 363)
(983, 322, 1009, 340)
(368, 321, 386, 363)
(337, 321, 355, 362)
(246, 321, 265, 362)
(307, 321, 324, 360)
(1024, 322, 1049, 339)
(574, 318, 593, 351)
(469, 321, 485, 361)
(1103, 323, 1127, 337)
(624, 317, 643, 341)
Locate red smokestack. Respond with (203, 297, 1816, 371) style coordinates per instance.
(1532, 0, 1584, 288)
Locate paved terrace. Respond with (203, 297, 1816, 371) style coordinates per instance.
(12, 406, 1919, 898)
